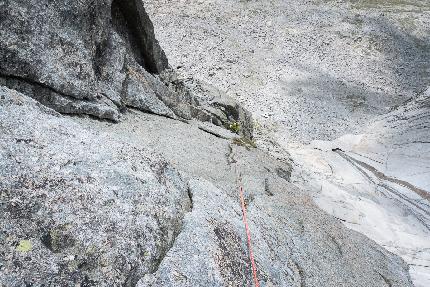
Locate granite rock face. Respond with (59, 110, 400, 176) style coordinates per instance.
(76, 109, 414, 287)
(0, 87, 192, 286)
(0, 0, 419, 286)
(0, 0, 172, 120)
(0, 85, 414, 286)
(0, 0, 254, 137)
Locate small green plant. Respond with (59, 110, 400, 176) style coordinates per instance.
(228, 122, 241, 134)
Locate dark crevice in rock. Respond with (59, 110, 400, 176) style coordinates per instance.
(148, 216, 174, 274)
(0, 73, 119, 121)
(187, 185, 194, 210)
(291, 260, 306, 287)
(298, 268, 306, 287)
(111, 0, 168, 74)
(0, 73, 76, 101)
(276, 167, 291, 182)
(226, 144, 236, 167)
(264, 178, 274, 196)
(214, 101, 253, 140)
(93, 39, 109, 79)
(124, 265, 140, 287)
(147, 221, 182, 277)
(327, 234, 343, 256)
(409, 263, 430, 268)
(67, 112, 118, 124)
(333, 216, 348, 223)
(81, 275, 97, 287)
(119, 54, 130, 109)
(126, 106, 175, 121)
(197, 125, 225, 139)
(212, 101, 240, 122)
(378, 272, 393, 287)
(145, 183, 193, 278)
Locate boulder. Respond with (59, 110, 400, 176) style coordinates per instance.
(0, 87, 191, 286)
(0, 0, 175, 120)
(0, 0, 254, 133)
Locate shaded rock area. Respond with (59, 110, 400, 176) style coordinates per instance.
(0, 0, 168, 120)
(143, 0, 430, 144)
(159, 72, 254, 140)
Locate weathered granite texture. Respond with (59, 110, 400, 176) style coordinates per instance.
(0, 87, 191, 286)
(76, 105, 414, 287)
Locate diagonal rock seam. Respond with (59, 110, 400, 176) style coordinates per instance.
(332, 148, 430, 203)
(332, 148, 430, 231)
(0, 73, 120, 121)
(140, 184, 194, 283)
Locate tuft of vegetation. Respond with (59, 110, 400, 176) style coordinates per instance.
(228, 122, 241, 134)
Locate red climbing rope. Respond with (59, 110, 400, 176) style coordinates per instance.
(238, 176, 260, 287)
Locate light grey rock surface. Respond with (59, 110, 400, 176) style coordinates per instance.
(290, 88, 430, 286)
(76, 109, 413, 287)
(0, 81, 415, 286)
(0, 87, 191, 286)
(143, 1, 430, 285)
